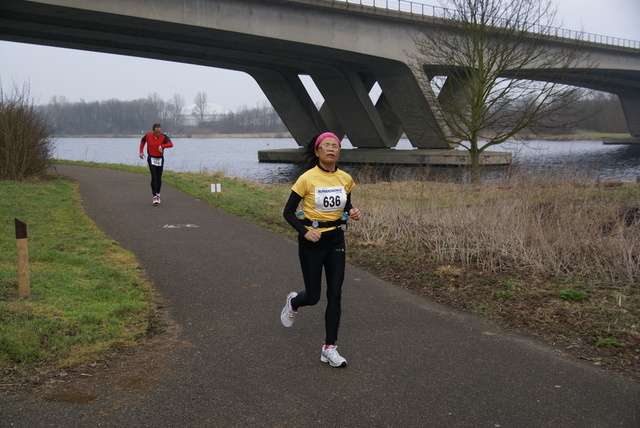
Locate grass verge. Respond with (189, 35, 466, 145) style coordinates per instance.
(1, 175, 155, 382)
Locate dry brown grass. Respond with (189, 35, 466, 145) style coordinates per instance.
(353, 176, 640, 282)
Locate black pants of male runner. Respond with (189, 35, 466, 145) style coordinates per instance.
(147, 156, 164, 196)
(291, 229, 346, 345)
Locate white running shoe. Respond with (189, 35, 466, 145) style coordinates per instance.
(321, 345, 347, 368)
(153, 195, 159, 205)
(280, 292, 298, 327)
(156, 194, 161, 204)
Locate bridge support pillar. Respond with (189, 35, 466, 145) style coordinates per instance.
(310, 66, 398, 148)
(374, 61, 454, 149)
(618, 94, 640, 137)
(251, 68, 332, 146)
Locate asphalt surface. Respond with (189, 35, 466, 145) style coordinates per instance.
(1, 164, 639, 427)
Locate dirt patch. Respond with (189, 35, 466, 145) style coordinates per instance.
(0, 300, 192, 400)
(350, 247, 640, 383)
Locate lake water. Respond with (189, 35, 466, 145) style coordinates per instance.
(52, 137, 640, 184)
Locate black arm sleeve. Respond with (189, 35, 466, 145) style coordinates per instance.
(283, 191, 309, 236)
(345, 193, 353, 213)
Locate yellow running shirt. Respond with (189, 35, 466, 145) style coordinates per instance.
(291, 166, 355, 232)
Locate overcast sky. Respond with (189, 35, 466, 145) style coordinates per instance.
(1, 0, 639, 112)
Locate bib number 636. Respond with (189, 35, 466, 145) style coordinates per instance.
(315, 186, 347, 212)
(324, 195, 341, 208)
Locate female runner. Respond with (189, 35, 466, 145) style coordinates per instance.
(280, 132, 361, 368)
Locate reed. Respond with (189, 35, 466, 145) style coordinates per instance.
(352, 170, 640, 283)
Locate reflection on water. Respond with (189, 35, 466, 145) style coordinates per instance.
(52, 137, 640, 184)
(493, 140, 640, 182)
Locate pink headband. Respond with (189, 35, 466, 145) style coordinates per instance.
(314, 132, 341, 150)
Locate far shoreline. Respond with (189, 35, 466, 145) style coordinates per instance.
(52, 132, 631, 140)
(53, 132, 294, 139)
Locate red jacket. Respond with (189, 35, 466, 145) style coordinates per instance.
(140, 132, 173, 157)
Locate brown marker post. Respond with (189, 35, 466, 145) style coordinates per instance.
(15, 218, 30, 297)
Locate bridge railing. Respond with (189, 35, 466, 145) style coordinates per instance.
(335, 0, 640, 50)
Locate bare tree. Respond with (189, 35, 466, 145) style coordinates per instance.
(572, 90, 628, 134)
(410, 0, 594, 182)
(144, 92, 166, 128)
(166, 93, 185, 131)
(193, 91, 208, 125)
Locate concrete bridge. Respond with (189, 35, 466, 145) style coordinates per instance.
(2, 0, 639, 164)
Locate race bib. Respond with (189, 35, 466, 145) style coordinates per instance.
(150, 157, 163, 167)
(314, 186, 347, 212)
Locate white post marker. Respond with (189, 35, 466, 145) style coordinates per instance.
(211, 183, 222, 193)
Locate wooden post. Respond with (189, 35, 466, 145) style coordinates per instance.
(15, 218, 30, 297)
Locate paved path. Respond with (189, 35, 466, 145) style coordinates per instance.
(2, 165, 639, 427)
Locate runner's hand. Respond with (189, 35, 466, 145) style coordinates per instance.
(304, 230, 321, 242)
(349, 208, 361, 221)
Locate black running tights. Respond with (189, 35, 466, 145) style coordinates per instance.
(291, 231, 346, 345)
(147, 157, 164, 196)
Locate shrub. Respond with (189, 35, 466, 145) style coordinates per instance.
(494, 289, 515, 300)
(558, 288, 587, 302)
(595, 337, 626, 348)
(0, 83, 54, 180)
